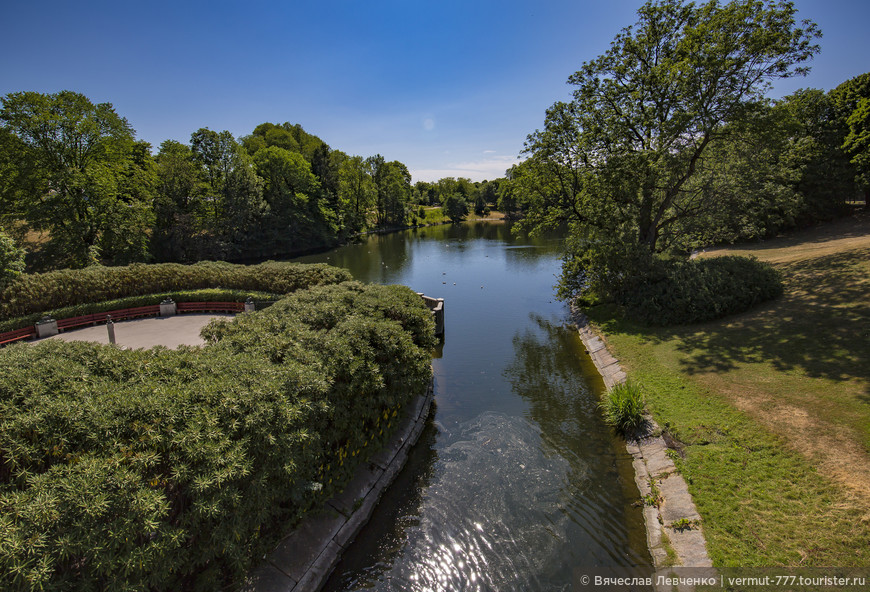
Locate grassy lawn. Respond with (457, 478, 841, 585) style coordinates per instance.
(585, 213, 870, 567)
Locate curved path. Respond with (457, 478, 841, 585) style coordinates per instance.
(43, 314, 233, 349)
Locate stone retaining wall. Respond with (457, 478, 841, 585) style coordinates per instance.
(242, 379, 435, 592)
(570, 304, 713, 572)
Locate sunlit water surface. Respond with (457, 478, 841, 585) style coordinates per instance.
(291, 222, 649, 591)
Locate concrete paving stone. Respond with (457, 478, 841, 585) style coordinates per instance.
(633, 459, 652, 497)
(333, 483, 382, 549)
(586, 337, 606, 353)
(269, 509, 346, 582)
(407, 387, 431, 420)
(45, 314, 233, 350)
(591, 349, 619, 368)
(658, 476, 701, 524)
(644, 447, 675, 479)
(238, 564, 296, 592)
(292, 540, 343, 592)
(640, 436, 668, 457)
(407, 416, 426, 447)
(327, 464, 384, 517)
(377, 440, 411, 493)
(643, 505, 664, 550)
(667, 529, 713, 568)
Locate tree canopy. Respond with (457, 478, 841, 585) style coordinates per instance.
(520, 0, 821, 300)
(0, 91, 153, 267)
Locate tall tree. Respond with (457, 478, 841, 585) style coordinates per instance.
(254, 145, 338, 253)
(190, 128, 265, 258)
(521, 0, 820, 299)
(338, 155, 376, 234)
(0, 90, 153, 268)
(153, 140, 206, 261)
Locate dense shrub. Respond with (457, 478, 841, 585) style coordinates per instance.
(0, 261, 351, 321)
(0, 282, 434, 591)
(619, 256, 783, 325)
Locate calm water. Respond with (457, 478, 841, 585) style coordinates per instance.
(292, 222, 650, 591)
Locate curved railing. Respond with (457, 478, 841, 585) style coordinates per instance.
(0, 301, 246, 346)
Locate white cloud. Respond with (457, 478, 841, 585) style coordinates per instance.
(410, 154, 523, 182)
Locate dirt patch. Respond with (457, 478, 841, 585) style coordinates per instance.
(715, 384, 870, 520)
(701, 214, 870, 265)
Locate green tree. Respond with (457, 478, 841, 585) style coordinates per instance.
(844, 97, 870, 200)
(369, 156, 412, 228)
(0, 90, 154, 268)
(0, 228, 25, 286)
(775, 88, 856, 220)
(521, 0, 820, 300)
(442, 192, 469, 223)
(190, 128, 266, 257)
(254, 145, 338, 253)
(153, 140, 208, 261)
(338, 155, 376, 234)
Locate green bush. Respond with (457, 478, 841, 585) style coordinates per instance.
(0, 282, 434, 591)
(619, 255, 783, 325)
(0, 261, 351, 321)
(599, 380, 646, 436)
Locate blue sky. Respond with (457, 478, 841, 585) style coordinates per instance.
(2, 0, 868, 182)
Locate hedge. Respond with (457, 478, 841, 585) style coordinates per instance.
(620, 255, 783, 325)
(0, 281, 435, 591)
(0, 261, 352, 321)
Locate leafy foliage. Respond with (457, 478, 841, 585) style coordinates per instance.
(0, 229, 25, 288)
(0, 261, 350, 321)
(618, 256, 784, 325)
(0, 91, 155, 269)
(519, 0, 820, 304)
(0, 282, 434, 591)
(441, 192, 470, 223)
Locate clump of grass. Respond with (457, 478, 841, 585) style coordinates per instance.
(600, 380, 646, 436)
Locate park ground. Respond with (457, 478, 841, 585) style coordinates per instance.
(585, 212, 870, 566)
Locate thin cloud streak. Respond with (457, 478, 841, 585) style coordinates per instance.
(411, 155, 522, 183)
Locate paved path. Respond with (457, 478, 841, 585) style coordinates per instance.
(44, 314, 234, 349)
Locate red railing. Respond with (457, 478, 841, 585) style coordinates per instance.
(177, 301, 244, 313)
(0, 325, 37, 345)
(0, 302, 246, 346)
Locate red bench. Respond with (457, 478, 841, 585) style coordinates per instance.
(1, 302, 245, 347)
(0, 326, 37, 345)
(177, 301, 244, 314)
(55, 305, 161, 332)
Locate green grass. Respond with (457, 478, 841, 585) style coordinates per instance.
(584, 214, 870, 567)
(600, 380, 646, 436)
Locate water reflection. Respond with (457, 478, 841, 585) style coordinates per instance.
(326, 413, 582, 591)
(295, 222, 649, 591)
(505, 314, 650, 568)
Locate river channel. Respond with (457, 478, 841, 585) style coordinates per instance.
(291, 221, 650, 591)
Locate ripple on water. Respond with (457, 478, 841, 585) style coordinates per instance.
(345, 412, 585, 591)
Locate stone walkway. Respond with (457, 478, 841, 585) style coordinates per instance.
(571, 304, 713, 573)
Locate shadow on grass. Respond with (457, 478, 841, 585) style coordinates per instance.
(589, 247, 870, 398)
(691, 250, 868, 397)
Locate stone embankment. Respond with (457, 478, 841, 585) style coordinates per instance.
(571, 305, 713, 572)
(243, 379, 435, 592)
